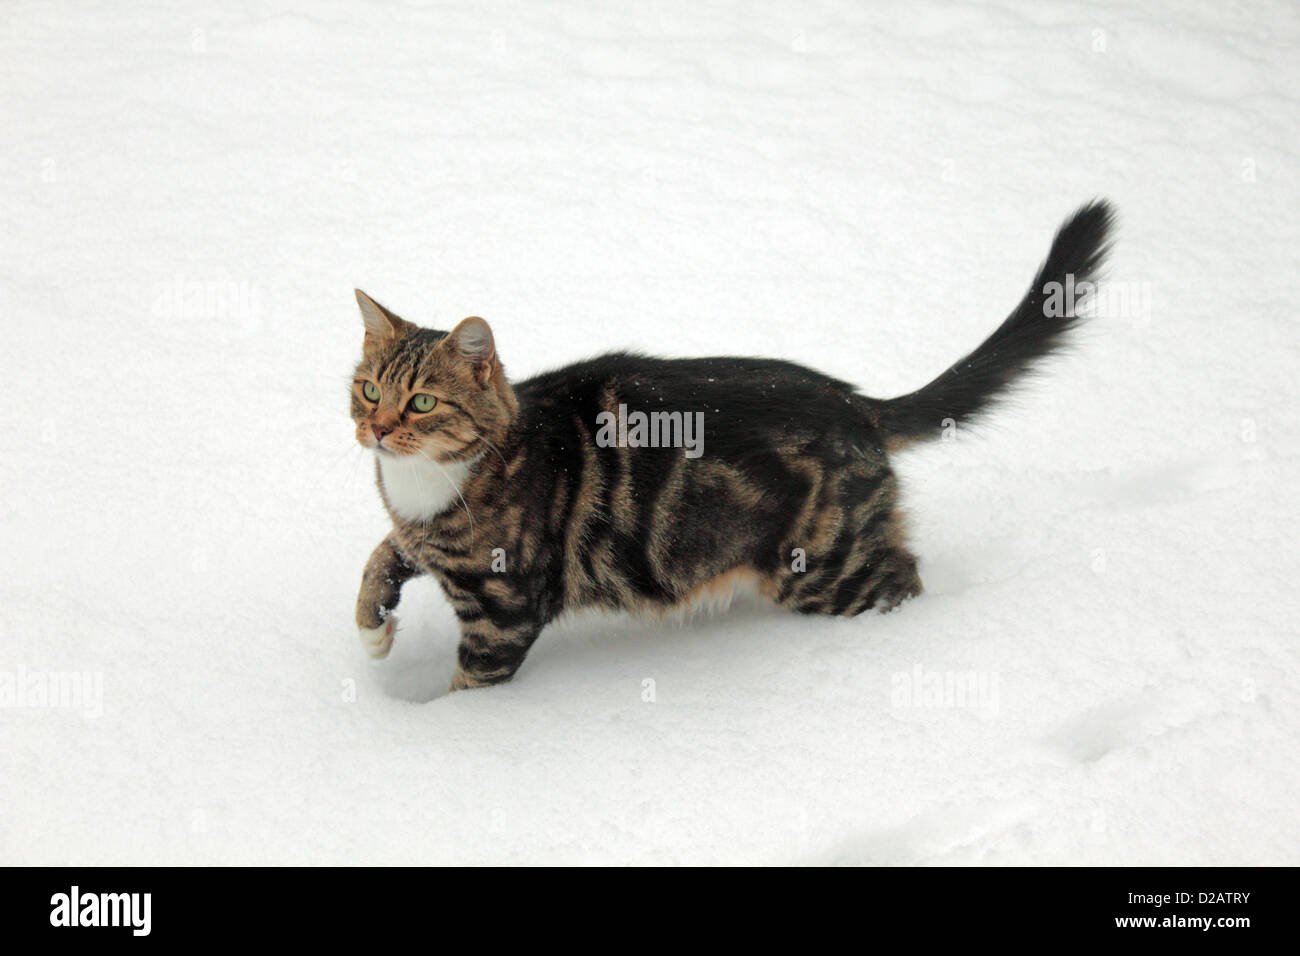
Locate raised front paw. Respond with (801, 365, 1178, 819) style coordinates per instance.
(358, 615, 397, 659)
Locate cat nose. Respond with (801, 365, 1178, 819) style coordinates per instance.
(371, 423, 393, 441)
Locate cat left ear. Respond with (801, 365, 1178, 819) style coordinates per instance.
(446, 316, 496, 387)
(355, 289, 413, 351)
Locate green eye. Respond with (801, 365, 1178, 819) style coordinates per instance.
(410, 394, 437, 413)
(362, 381, 380, 402)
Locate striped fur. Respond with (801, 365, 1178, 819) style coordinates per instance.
(350, 202, 1115, 691)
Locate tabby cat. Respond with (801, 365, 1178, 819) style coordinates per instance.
(351, 201, 1114, 691)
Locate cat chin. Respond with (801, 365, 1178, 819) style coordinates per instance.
(371, 445, 434, 461)
(372, 449, 420, 464)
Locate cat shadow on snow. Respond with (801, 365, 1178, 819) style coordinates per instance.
(373, 590, 783, 704)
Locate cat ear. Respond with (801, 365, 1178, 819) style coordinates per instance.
(445, 316, 496, 387)
(355, 289, 412, 350)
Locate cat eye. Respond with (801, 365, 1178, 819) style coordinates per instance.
(409, 394, 437, 413)
(362, 381, 380, 402)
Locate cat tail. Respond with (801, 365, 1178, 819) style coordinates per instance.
(872, 199, 1116, 451)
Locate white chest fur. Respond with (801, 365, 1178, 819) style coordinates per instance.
(378, 454, 476, 522)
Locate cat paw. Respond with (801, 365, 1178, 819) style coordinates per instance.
(874, 567, 923, 613)
(358, 615, 396, 659)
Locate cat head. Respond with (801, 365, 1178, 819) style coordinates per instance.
(350, 290, 518, 463)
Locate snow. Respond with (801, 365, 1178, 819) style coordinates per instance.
(2, 0, 1298, 865)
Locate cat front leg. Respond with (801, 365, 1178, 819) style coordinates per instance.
(355, 533, 423, 659)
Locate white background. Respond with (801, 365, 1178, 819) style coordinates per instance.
(2, 0, 1297, 864)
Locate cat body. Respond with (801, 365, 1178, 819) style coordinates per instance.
(351, 201, 1114, 690)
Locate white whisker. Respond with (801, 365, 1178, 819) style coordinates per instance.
(468, 432, 508, 468)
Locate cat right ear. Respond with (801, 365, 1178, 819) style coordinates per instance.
(355, 289, 413, 352)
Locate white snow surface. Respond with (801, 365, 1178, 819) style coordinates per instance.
(2, 1, 1298, 865)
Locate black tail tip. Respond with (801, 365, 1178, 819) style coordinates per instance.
(1067, 197, 1117, 229)
(1050, 198, 1117, 276)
